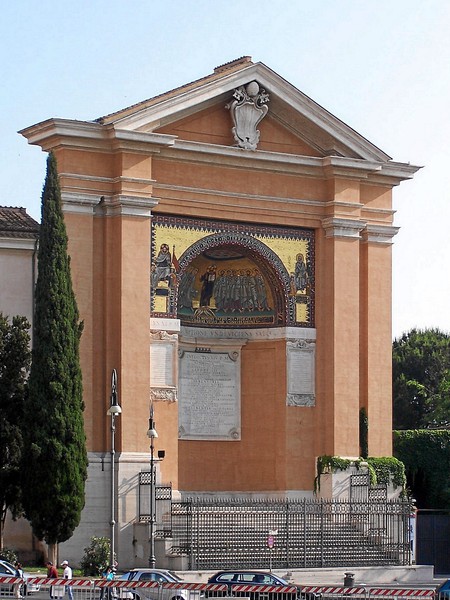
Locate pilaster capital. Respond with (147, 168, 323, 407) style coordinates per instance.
(322, 217, 366, 239)
(61, 192, 99, 215)
(96, 195, 159, 217)
(361, 224, 400, 244)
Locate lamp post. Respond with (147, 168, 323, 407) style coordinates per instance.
(107, 368, 122, 567)
(147, 404, 158, 568)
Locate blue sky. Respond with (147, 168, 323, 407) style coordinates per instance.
(2, 1, 449, 338)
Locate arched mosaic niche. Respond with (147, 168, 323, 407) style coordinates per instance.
(150, 215, 315, 328)
(176, 232, 290, 328)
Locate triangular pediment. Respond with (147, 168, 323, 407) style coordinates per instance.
(97, 57, 391, 162)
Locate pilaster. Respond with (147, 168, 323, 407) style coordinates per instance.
(318, 216, 365, 457)
(360, 224, 399, 456)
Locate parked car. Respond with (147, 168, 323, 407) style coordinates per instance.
(115, 569, 188, 600)
(0, 560, 41, 595)
(206, 571, 299, 600)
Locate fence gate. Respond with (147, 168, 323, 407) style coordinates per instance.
(416, 509, 450, 576)
(168, 497, 412, 570)
(138, 473, 173, 537)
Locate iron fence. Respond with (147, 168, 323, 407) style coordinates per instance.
(138, 475, 173, 537)
(168, 497, 412, 570)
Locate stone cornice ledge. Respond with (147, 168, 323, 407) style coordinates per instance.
(322, 217, 366, 238)
(61, 192, 159, 216)
(102, 195, 159, 217)
(163, 140, 419, 185)
(20, 118, 177, 153)
(0, 237, 37, 250)
(61, 192, 100, 214)
(361, 224, 400, 244)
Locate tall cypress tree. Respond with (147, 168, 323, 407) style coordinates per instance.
(22, 152, 87, 559)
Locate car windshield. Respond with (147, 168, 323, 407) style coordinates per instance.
(124, 571, 183, 583)
(0, 562, 15, 575)
(215, 573, 287, 585)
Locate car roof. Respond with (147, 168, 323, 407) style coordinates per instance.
(123, 569, 182, 580)
(213, 571, 279, 575)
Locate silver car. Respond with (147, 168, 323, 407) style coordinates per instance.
(115, 569, 189, 600)
(0, 560, 41, 595)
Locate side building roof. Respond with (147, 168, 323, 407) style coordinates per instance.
(0, 206, 40, 239)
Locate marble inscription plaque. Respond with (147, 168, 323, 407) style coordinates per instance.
(179, 351, 240, 440)
(150, 342, 174, 387)
(287, 340, 315, 406)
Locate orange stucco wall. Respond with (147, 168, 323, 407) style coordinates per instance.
(43, 94, 398, 496)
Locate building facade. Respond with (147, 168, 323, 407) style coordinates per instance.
(0, 206, 40, 559)
(0, 206, 39, 329)
(20, 57, 419, 566)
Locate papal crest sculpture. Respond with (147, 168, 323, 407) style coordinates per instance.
(227, 81, 269, 150)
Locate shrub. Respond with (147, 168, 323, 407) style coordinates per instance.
(79, 536, 110, 576)
(0, 548, 18, 564)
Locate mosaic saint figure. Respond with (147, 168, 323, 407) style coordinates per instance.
(200, 265, 217, 306)
(214, 270, 227, 311)
(247, 269, 259, 311)
(178, 267, 198, 309)
(295, 253, 308, 292)
(254, 268, 270, 311)
(151, 243, 172, 288)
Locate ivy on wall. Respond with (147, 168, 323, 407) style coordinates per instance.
(394, 429, 450, 509)
(367, 456, 406, 489)
(359, 407, 368, 459)
(314, 455, 406, 494)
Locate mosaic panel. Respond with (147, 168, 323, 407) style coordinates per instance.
(151, 215, 315, 328)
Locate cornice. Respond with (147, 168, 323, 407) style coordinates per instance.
(0, 236, 37, 250)
(322, 217, 366, 239)
(60, 172, 155, 187)
(20, 119, 421, 187)
(61, 192, 99, 215)
(158, 140, 419, 186)
(105, 62, 391, 163)
(252, 65, 391, 162)
(361, 224, 400, 244)
(109, 63, 260, 131)
(19, 118, 176, 153)
(98, 195, 159, 217)
(61, 192, 158, 217)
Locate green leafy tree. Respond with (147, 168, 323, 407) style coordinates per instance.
(0, 314, 31, 549)
(22, 152, 87, 563)
(394, 429, 450, 508)
(393, 328, 450, 429)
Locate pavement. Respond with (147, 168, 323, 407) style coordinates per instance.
(178, 565, 445, 587)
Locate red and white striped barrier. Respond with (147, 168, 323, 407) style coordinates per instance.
(369, 590, 435, 597)
(0, 576, 437, 600)
(302, 587, 366, 595)
(0, 576, 23, 585)
(231, 584, 299, 594)
(24, 577, 92, 588)
(96, 581, 228, 591)
(301, 586, 436, 598)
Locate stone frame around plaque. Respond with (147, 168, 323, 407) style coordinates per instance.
(286, 338, 316, 406)
(178, 337, 247, 441)
(150, 330, 178, 402)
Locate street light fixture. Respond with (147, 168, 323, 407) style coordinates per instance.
(107, 368, 122, 567)
(147, 404, 158, 568)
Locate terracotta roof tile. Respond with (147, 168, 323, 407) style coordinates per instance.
(0, 206, 40, 238)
